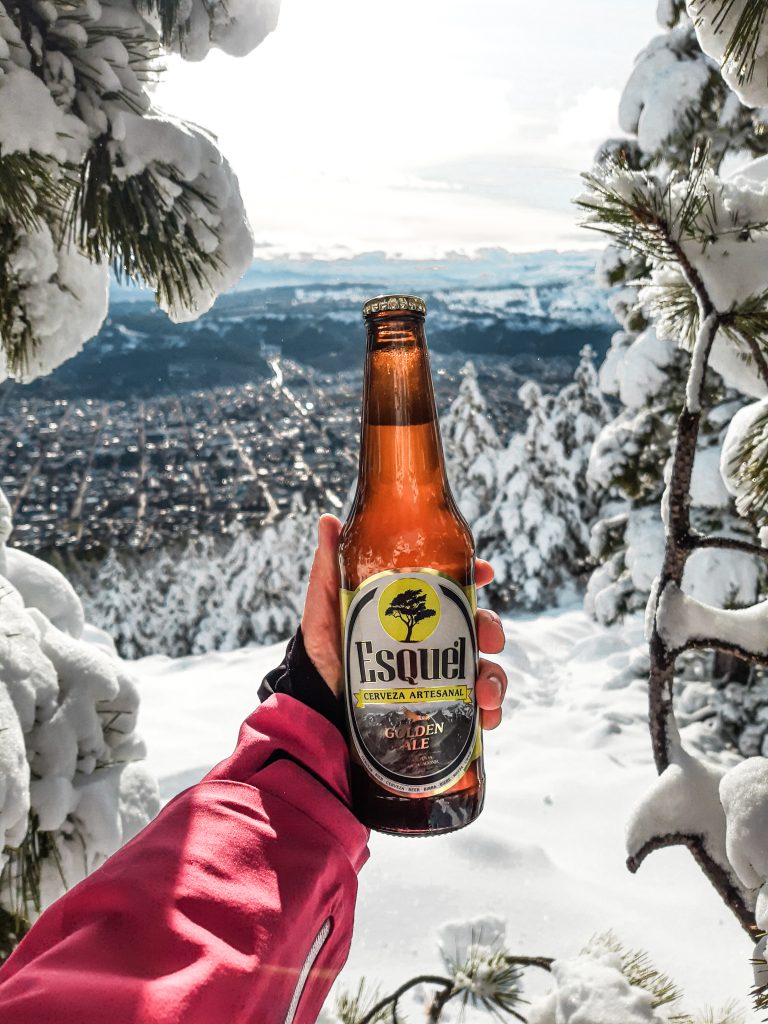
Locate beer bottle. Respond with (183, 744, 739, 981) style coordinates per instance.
(339, 294, 485, 836)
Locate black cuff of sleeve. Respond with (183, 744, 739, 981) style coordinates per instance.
(258, 627, 347, 738)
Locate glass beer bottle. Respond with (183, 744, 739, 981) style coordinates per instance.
(339, 294, 485, 836)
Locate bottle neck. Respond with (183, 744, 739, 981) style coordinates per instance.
(357, 313, 448, 503)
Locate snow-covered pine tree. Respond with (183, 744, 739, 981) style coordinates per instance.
(476, 348, 609, 610)
(585, 0, 768, 625)
(575, 4, 768, 984)
(0, 490, 159, 952)
(0, 0, 279, 381)
(0, 0, 279, 955)
(195, 501, 317, 651)
(83, 549, 144, 659)
(78, 502, 319, 658)
(161, 533, 220, 657)
(441, 360, 501, 525)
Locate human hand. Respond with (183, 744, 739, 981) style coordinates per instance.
(302, 514, 507, 730)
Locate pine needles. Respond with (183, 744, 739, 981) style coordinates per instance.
(727, 401, 768, 522)
(692, 0, 768, 87)
(585, 931, 686, 1013)
(0, 813, 66, 954)
(68, 136, 221, 315)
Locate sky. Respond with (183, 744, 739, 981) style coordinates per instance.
(155, 1, 659, 258)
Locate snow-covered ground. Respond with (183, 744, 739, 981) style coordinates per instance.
(132, 607, 757, 1019)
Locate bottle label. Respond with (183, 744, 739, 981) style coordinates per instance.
(342, 569, 479, 797)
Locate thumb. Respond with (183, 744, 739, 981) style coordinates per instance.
(301, 514, 344, 694)
(305, 514, 342, 605)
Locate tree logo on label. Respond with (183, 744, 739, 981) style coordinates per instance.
(378, 577, 440, 643)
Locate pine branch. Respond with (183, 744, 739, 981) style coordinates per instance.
(67, 135, 221, 314)
(503, 954, 553, 972)
(627, 833, 757, 937)
(0, 152, 72, 234)
(354, 976, 453, 1024)
(0, 222, 35, 375)
(691, 0, 768, 87)
(727, 402, 768, 522)
(746, 334, 768, 389)
(0, 154, 78, 373)
(584, 151, 759, 935)
(0, 812, 67, 937)
(691, 533, 768, 559)
(719, 290, 768, 389)
(343, 946, 544, 1023)
(134, 0, 213, 49)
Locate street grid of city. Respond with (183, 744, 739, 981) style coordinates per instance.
(1, 354, 542, 555)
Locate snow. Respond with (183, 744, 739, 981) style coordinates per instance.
(3, 547, 84, 638)
(625, 508, 666, 593)
(690, 443, 731, 508)
(689, 0, 768, 107)
(682, 546, 760, 607)
(619, 27, 713, 155)
(721, 397, 768, 516)
(437, 915, 506, 966)
(476, 350, 609, 611)
(441, 360, 501, 525)
(528, 950, 660, 1024)
(0, 230, 109, 384)
(0, 0, 281, 383)
(132, 607, 757, 1017)
(686, 312, 718, 413)
(616, 327, 676, 411)
(657, 580, 768, 656)
(0, 65, 88, 162)
(626, 740, 731, 881)
(166, 0, 281, 61)
(0, 495, 159, 920)
(113, 115, 254, 322)
(598, 330, 634, 397)
(721, 757, 768, 893)
(81, 509, 317, 658)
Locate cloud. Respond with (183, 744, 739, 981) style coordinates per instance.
(154, 1, 651, 256)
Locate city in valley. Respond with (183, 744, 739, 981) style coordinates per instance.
(0, 253, 612, 557)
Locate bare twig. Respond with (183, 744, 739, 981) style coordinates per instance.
(357, 976, 453, 1024)
(504, 954, 554, 972)
(691, 533, 768, 560)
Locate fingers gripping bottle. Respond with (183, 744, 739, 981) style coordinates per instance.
(339, 294, 485, 836)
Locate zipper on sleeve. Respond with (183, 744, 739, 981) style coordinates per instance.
(283, 916, 333, 1024)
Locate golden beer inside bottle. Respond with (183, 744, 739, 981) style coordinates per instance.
(339, 296, 485, 836)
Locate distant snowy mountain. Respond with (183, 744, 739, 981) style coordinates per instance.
(111, 248, 610, 308)
(38, 250, 612, 400)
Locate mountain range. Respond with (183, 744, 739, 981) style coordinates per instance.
(14, 249, 614, 400)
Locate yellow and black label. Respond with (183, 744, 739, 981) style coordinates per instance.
(341, 569, 479, 797)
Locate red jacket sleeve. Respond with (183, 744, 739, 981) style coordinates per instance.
(0, 694, 370, 1024)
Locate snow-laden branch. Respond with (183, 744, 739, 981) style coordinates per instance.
(744, 334, 768, 391)
(691, 533, 768, 560)
(635, 254, 761, 933)
(657, 581, 768, 661)
(625, 739, 757, 934)
(646, 310, 720, 772)
(685, 312, 718, 412)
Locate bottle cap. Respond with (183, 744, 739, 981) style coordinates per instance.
(362, 294, 427, 318)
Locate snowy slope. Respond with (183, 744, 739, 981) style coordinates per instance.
(132, 609, 757, 1019)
